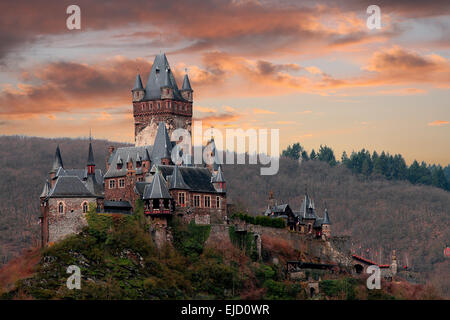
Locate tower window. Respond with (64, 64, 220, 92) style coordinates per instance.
(82, 202, 88, 213)
(216, 196, 220, 208)
(58, 202, 64, 214)
(158, 102, 160, 109)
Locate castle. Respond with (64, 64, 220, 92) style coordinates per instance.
(39, 53, 226, 247)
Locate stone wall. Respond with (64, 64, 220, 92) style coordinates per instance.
(205, 223, 353, 267)
(47, 197, 95, 244)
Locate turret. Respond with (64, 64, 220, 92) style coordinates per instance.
(212, 165, 226, 193)
(143, 168, 174, 222)
(180, 73, 193, 102)
(322, 208, 331, 238)
(132, 73, 145, 102)
(87, 139, 95, 175)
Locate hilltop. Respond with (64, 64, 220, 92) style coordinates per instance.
(0, 135, 449, 296)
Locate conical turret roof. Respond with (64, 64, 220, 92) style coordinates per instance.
(151, 122, 172, 164)
(132, 73, 144, 91)
(40, 179, 51, 198)
(143, 169, 172, 200)
(322, 208, 331, 225)
(50, 145, 64, 173)
(87, 141, 95, 166)
(182, 74, 192, 91)
(169, 165, 190, 190)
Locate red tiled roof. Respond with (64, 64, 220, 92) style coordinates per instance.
(352, 254, 390, 268)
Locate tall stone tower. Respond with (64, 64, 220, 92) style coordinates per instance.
(132, 53, 193, 147)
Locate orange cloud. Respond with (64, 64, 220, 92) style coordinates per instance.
(428, 120, 449, 126)
(253, 108, 276, 114)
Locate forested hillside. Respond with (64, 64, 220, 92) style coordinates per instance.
(0, 135, 449, 296)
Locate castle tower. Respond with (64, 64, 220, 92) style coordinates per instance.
(212, 165, 226, 193)
(322, 208, 332, 239)
(87, 139, 95, 176)
(133, 53, 193, 147)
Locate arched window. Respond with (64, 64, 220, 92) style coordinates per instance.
(58, 202, 64, 214)
(82, 202, 88, 213)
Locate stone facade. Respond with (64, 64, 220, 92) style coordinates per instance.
(45, 197, 95, 244)
(134, 101, 192, 146)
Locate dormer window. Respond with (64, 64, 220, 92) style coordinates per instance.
(156, 67, 160, 74)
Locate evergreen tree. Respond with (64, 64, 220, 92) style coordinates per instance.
(310, 149, 317, 160)
(318, 145, 337, 166)
(281, 143, 303, 160)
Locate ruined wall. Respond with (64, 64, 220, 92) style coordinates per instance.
(205, 224, 353, 267)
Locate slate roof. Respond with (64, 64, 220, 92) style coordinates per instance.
(132, 73, 144, 91)
(299, 194, 317, 219)
(47, 176, 97, 198)
(143, 53, 185, 101)
(322, 208, 331, 225)
(182, 74, 192, 91)
(143, 171, 172, 200)
(50, 145, 64, 173)
(40, 180, 51, 198)
(87, 142, 95, 166)
(158, 165, 217, 193)
(104, 146, 153, 178)
(55, 168, 104, 185)
(212, 165, 225, 183)
(151, 122, 173, 164)
(104, 200, 132, 208)
(168, 165, 190, 190)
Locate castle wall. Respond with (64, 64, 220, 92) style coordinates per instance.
(205, 224, 352, 267)
(47, 197, 95, 244)
(133, 100, 192, 147)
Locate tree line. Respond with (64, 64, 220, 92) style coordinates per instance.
(282, 143, 450, 191)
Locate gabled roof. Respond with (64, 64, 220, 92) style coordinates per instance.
(143, 171, 172, 200)
(169, 165, 190, 190)
(150, 122, 172, 164)
(144, 53, 185, 101)
(104, 146, 153, 178)
(181, 74, 192, 91)
(300, 193, 317, 219)
(55, 168, 103, 185)
(50, 145, 64, 173)
(132, 73, 144, 91)
(47, 176, 96, 198)
(158, 165, 217, 193)
(84, 175, 104, 197)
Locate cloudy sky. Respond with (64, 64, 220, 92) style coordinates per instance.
(0, 0, 449, 164)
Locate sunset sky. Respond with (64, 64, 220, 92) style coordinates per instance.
(0, 0, 449, 165)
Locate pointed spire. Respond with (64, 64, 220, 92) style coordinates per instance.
(323, 208, 331, 225)
(87, 140, 95, 166)
(213, 165, 226, 182)
(151, 122, 172, 164)
(145, 53, 182, 101)
(169, 165, 190, 189)
(40, 179, 51, 198)
(51, 145, 64, 173)
(144, 148, 151, 161)
(182, 73, 192, 91)
(143, 170, 172, 199)
(132, 73, 144, 91)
